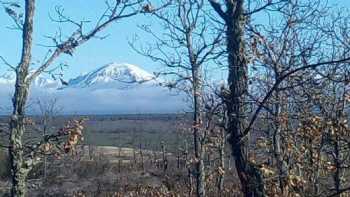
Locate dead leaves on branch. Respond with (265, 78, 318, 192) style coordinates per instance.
(34, 118, 86, 159)
(297, 115, 350, 139)
(60, 119, 85, 153)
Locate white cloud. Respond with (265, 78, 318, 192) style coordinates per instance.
(0, 63, 188, 114)
(0, 85, 187, 115)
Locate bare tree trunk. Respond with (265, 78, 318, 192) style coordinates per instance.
(218, 128, 225, 196)
(272, 92, 288, 194)
(9, 111, 30, 197)
(210, 0, 265, 196)
(118, 146, 122, 173)
(184, 21, 206, 196)
(132, 1, 212, 195)
(177, 147, 181, 169)
(89, 145, 94, 160)
(43, 122, 47, 180)
(185, 140, 188, 160)
(192, 65, 206, 197)
(188, 168, 194, 196)
(333, 136, 341, 197)
(139, 143, 144, 171)
(228, 154, 231, 170)
(226, 2, 264, 196)
(9, 1, 35, 196)
(161, 141, 167, 172)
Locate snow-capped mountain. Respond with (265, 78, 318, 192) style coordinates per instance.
(0, 70, 61, 89)
(66, 63, 157, 89)
(0, 63, 156, 90)
(0, 63, 186, 114)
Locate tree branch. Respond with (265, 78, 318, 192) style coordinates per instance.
(242, 56, 350, 138)
(0, 55, 16, 70)
(208, 0, 227, 21)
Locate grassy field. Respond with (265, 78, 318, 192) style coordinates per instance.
(82, 114, 192, 151)
(0, 113, 193, 152)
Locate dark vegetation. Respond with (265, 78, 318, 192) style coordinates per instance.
(0, 114, 238, 196)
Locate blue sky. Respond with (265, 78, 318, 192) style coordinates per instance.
(0, 0, 349, 80)
(0, 0, 161, 79)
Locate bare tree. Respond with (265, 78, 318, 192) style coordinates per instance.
(1, 0, 164, 196)
(246, 1, 350, 195)
(35, 98, 62, 180)
(202, 86, 227, 196)
(208, 0, 350, 196)
(208, 1, 274, 195)
(131, 0, 222, 196)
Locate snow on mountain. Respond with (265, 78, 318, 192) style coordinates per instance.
(66, 63, 157, 89)
(33, 76, 61, 89)
(0, 70, 61, 89)
(0, 63, 186, 114)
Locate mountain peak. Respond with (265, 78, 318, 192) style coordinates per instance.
(98, 62, 154, 82)
(0, 63, 157, 90)
(67, 63, 156, 89)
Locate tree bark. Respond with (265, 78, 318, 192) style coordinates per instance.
(192, 64, 206, 197)
(9, 0, 35, 196)
(185, 24, 206, 196)
(272, 92, 288, 195)
(333, 136, 341, 197)
(209, 0, 265, 196)
(218, 128, 225, 196)
(227, 1, 265, 196)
